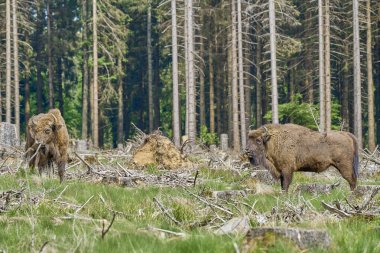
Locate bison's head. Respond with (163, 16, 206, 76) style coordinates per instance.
(245, 126, 271, 166)
(28, 113, 62, 145)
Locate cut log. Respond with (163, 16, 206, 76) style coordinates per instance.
(246, 227, 331, 249)
(215, 216, 250, 235)
(295, 183, 340, 195)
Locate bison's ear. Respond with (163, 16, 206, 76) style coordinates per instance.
(52, 124, 63, 132)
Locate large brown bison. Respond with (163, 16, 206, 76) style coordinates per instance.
(246, 124, 359, 192)
(25, 109, 69, 182)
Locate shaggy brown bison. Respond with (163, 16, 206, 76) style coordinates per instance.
(246, 124, 359, 192)
(25, 109, 69, 182)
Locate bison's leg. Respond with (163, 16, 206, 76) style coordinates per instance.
(281, 171, 293, 192)
(57, 161, 66, 183)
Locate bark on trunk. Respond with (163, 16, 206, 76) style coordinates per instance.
(209, 40, 215, 134)
(237, 0, 246, 148)
(269, 0, 279, 124)
(342, 43, 349, 130)
(92, 0, 99, 147)
(82, 0, 89, 140)
(231, 0, 240, 151)
(324, 0, 331, 131)
(6, 0, 11, 123)
(256, 37, 262, 128)
(57, 57, 64, 116)
(117, 57, 123, 145)
(147, 0, 154, 132)
(353, 0, 362, 147)
(47, 0, 55, 108)
(12, 0, 19, 137)
(171, 0, 180, 147)
(367, 0, 375, 151)
(318, 0, 325, 132)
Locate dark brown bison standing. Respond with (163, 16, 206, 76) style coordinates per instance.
(25, 109, 69, 182)
(246, 124, 359, 192)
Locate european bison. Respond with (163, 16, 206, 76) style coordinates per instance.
(25, 109, 69, 182)
(246, 124, 359, 192)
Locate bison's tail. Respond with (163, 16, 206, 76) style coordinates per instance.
(350, 133, 359, 179)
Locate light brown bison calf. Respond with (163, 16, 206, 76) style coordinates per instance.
(25, 109, 69, 182)
(246, 124, 359, 192)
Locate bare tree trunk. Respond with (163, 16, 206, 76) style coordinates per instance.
(342, 43, 349, 130)
(12, 0, 19, 137)
(117, 57, 123, 145)
(324, 0, 331, 131)
(353, 0, 362, 147)
(256, 37, 262, 128)
(57, 57, 64, 115)
(209, 40, 215, 134)
(82, 0, 89, 140)
(231, 0, 240, 151)
(47, 0, 54, 108)
(199, 29, 205, 128)
(305, 9, 313, 104)
(186, 0, 196, 142)
(184, 1, 189, 136)
(318, 0, 325, 132)
(147, 0, 153, 132)
(92, 0, 99, 148)
(25, 48, 30, 125)
(171, 0, 180, 147)
(36, 0, 43, 113)
(237, 0, 246, 148)
(366, 0, 375, 151)
(269, 0, 278, 124)
(6, 0, 11, 123)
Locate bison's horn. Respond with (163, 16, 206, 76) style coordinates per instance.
(50, 113, 58, 123)
(263, 126, 269, 134)
(32, 117, 37, 125)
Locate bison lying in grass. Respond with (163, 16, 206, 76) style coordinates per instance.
(25, 109, 69, 182)
(246, 124, 359, 192)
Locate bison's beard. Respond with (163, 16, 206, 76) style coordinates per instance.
(248, 154, 266, 168)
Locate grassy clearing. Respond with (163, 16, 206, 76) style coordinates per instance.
(0, 168, 379, 253)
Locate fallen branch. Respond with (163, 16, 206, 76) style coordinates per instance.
(193, 170, 199, 187)
(153, 197, 181, 225)
(321, 201, 351, 218)
(74, 152, 96, 174)
(39, 241, 49, 253)
(101, 212, 116, 239)
(184, 188, 233, 215)
(146, 226, 186, 237)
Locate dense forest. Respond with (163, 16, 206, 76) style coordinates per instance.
(0, 0, 379, 151)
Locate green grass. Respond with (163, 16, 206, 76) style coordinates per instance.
(0, 168, 379, 253)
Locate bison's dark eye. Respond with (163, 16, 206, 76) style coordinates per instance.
(256, 139, 262, 144)
(44, 129, 51, 134)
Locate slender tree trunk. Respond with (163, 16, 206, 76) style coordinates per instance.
(47, 0, 54, 108)
(82, 0, 89, 140)
(12, 0, 19, 137)
(117, 57, 123, 145)
(342, 43, 349, 130)
(25, 46, 31, 125)
(36, 0, 43, 113)
(199, 29, 205, 128)
(324, 0, 331, 131)
(92, 0, 99, 147)
(305, 9, 313, 104)
(186, 0, 196, 142)
(209, 40, 215, 134)
(154, 45, 160, 129)
(0, 72, 2, 121)
(376, 3, 380, 145)
(256, 37, 262, 128)
(231, 0, 240, 151)
(269, 0, 278, 124)
(237, 0, 246, 147)
(353, 0, 362, 147)
(171, 0, 180, 147)
(147, 0, 154, 132)
(6, 0, 11, 123)
(367, 0, 375, 151)
(57, 57, 64, 115)
(318, 0, 325, 132)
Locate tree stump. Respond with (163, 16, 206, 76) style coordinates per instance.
(75, 140, 88, 153)
(220, 134, 228, 151)
(246, 227, 331, 249)
(0, 123, 18, 147)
